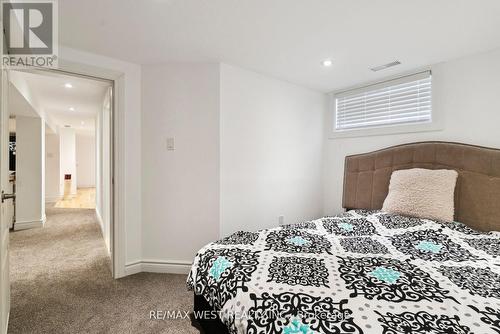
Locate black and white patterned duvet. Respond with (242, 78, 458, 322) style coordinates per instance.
(187, 210, 500, 333)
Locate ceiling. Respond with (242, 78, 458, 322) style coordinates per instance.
(59, 0, 500, 91)
(11, 71, 110, 133)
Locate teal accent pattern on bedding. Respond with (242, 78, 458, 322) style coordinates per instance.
(187, 210, 500, 334)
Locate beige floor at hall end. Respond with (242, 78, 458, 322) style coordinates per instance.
(54, 187, 96, 209)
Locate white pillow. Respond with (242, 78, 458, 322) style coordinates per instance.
(382, 168, 458, 222)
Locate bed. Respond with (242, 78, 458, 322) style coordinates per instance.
(187, 142, 500, 334)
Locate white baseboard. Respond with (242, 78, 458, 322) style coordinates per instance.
(14, 218, 45, 231)
(77, 185, 95, 189)
(142, 260, 192, 274)
(124, 260, 192, 276)
(123, 261, 143, 276)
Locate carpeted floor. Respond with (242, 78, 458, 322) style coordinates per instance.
(9, 206, 198, 334)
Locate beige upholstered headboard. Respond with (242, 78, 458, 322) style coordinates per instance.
(343, 141, 500, 231)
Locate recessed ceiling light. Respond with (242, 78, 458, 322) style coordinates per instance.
(69, 107, 75, 111)
(64, 83, 73, 88)
(81, 121, 85, 125)
(322, 59, 333, 67)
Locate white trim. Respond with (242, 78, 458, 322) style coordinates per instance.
(124, 260, 192, 275)
(331, 67, 432, 96)
(123, 261, 142, 276)
(14, 217, 46, 231)
(335, 70, 431, 97)
(76, 184, 96, 189)
(141, 260, 192, 274)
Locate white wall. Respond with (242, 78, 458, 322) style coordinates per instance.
(59, 127, 77, 196)
(45, 133, 61, 202)
(76, 133, 96, 188)
(15, 116, 45, 229)
(140, 63, 327, 272)
(141, 63, 220, 266)
(220, 64, 327, 236)
(323, 48, 500, 215)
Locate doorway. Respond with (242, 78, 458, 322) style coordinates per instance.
(2, 67, 116, 333)
(7, 67, 114, 251)
(4, 67, 115, 274)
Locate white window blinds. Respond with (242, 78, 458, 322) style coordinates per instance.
(335, 71, 432, 131)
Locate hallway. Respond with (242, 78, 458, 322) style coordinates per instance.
(8, 206, 196, 334)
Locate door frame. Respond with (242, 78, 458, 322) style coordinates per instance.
(0, 65, 11, 334)
(0, 8, 11, 332)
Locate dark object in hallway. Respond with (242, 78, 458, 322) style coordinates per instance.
(9, 135, 15, 171)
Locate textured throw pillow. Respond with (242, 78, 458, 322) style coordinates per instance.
(382, 168, 458, 222)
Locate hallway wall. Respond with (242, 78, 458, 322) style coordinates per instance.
(45, 133, 61, 202)
(16, 116, 45, 229)
(76, 133, 96, 188)
(59, 127, 77, 196)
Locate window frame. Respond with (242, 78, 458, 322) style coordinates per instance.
(329, 68, 442, 139)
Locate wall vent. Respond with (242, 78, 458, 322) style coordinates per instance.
(370, 61, 401, 72)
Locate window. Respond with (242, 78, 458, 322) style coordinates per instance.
(335, 71, 432, 131)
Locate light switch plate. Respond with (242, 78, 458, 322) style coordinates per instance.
(278, 215, 285, 225)
(166, 137, 175, 150)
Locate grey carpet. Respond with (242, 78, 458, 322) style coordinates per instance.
(9, 206, 198, 334)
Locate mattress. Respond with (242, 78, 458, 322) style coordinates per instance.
(187, 210, 500, 333)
